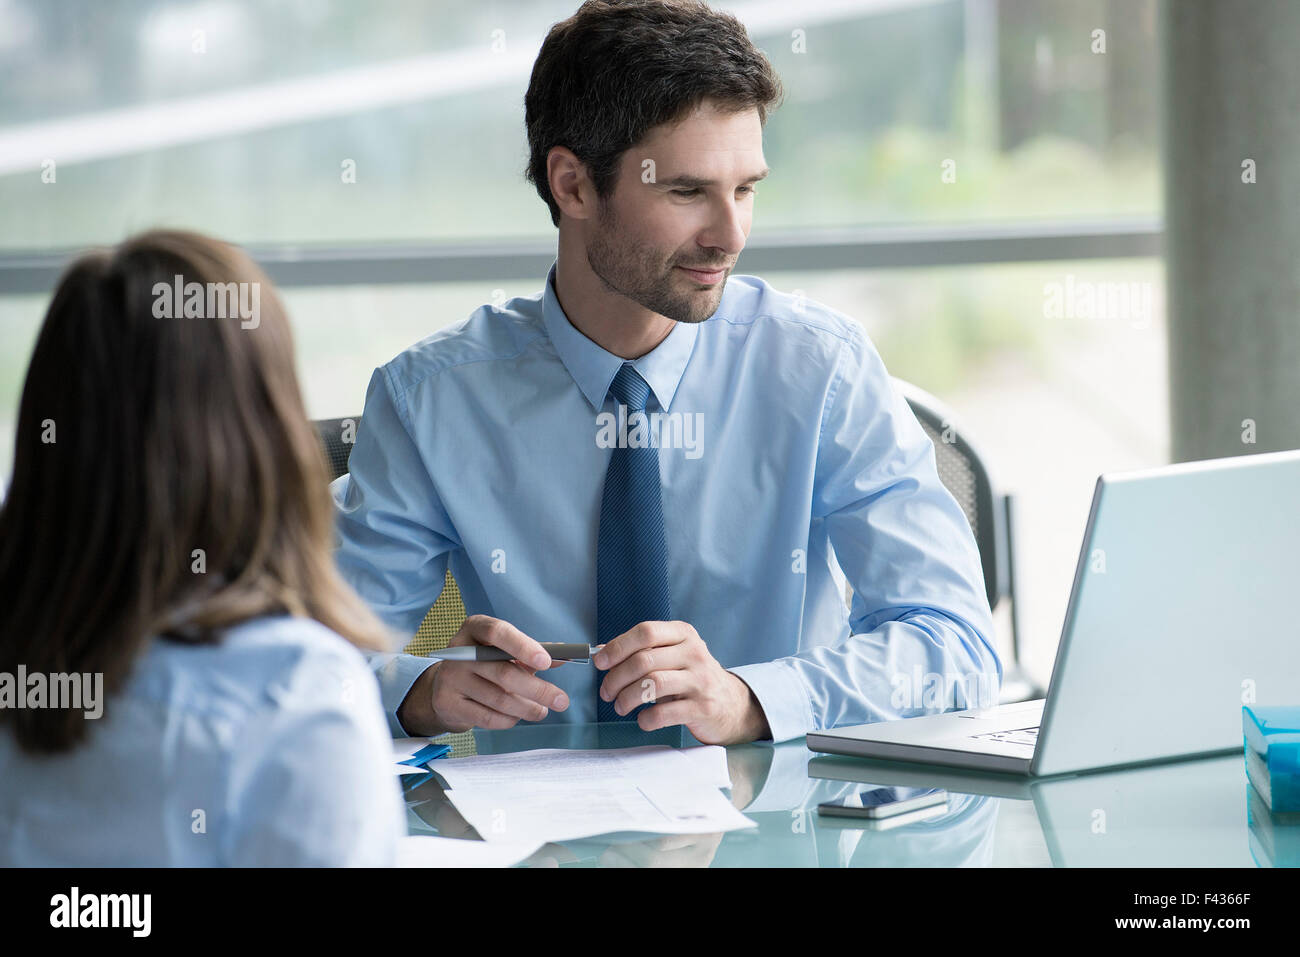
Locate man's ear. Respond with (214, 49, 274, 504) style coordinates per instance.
(547, 146, 596, 222)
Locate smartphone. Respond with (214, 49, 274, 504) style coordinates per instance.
(816, 786, 947, 819)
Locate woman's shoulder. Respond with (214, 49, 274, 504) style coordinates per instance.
(219, 614, 371, 671)
(128, 615, 379, 722)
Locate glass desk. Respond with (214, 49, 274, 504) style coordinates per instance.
(401, 722, 1291, 867)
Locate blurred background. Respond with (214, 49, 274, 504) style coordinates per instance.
(1, 0, 1280, 693)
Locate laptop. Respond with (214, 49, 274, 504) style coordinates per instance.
(806, 448, 1300, 777)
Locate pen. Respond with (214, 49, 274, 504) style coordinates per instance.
(424, 642, 594, 662)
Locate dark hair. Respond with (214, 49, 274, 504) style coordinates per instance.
(524, 0, 783, 226)
(0, 229, 392, 753)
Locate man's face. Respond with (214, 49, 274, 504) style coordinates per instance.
(585, 99, 767, 324)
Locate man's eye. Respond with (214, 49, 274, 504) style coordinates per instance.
(676, 185, 759, 197)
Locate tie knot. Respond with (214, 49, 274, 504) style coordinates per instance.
(608, 363, 651, 412)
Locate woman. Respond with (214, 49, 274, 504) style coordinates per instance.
(0, 230, 405, 865)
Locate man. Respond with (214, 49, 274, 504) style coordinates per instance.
(333, 0, 1001, 746)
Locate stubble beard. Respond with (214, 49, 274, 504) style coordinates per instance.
(586, 198, 724, 325)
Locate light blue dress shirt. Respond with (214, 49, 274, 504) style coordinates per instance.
(334, 262, 1001, 743)
(0, 616, 406, 866)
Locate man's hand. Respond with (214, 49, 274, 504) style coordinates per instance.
(397, 615, 570, 735)
(593, 621, 771, 745)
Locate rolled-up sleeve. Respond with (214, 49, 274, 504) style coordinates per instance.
(732, 329, 1001, 743)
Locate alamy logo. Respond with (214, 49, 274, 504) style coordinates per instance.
(50, 887, 151, 937)
(889, 665, 999, 711)
(596, 405, 704, 459)
(0, 667, 102, 719)
(151, 274, 261, 329)
(1042, 273, 1154, 329)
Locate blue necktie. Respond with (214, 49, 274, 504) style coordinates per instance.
(596, 363, 672, 723)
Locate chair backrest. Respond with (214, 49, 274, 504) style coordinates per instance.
(891, 377, 1007, 612)
(316, 416, 356, 484)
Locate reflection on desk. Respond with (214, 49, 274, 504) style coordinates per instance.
(811, 749, 1290, 866)
(404, 722, 997, 867)
(402, 722, 1298, 866)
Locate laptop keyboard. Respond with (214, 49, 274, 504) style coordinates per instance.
(972, 726, 1040, 748)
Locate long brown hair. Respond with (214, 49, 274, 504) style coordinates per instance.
(0, 229, 393, 753)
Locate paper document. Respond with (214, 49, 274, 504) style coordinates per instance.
(397, 835, 542, 868)
(431, 746, 755, 845)
(430, 745, 731, 790)
(671, 743, 734, 789)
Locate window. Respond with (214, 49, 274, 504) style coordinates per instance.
(0, 0, 1164, 679)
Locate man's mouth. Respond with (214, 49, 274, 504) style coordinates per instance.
(676, 264, 728, 285)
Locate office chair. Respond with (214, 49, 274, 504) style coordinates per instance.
(892, 377, 1045, 704)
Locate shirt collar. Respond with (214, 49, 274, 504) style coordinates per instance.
(540, 260, 700, 412)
